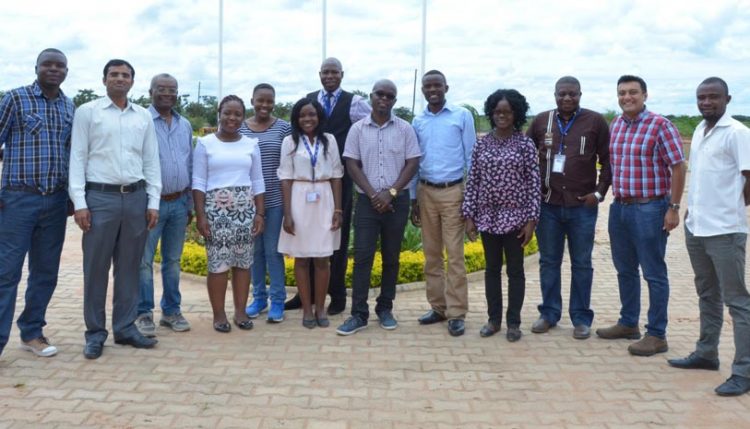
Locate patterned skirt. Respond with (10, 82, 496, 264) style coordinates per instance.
(205, 186, 255, 273)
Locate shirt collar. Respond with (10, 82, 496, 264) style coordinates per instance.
(423, 102, 453, 115)
(363, 114, 394, 127)
(31, 80, 67, 100)
(100, 95, 134, 111)
(148, 104, 183, 122)
(321, 88, 342, 97)
(621, 106, 649, 124)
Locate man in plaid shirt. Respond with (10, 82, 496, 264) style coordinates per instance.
(0, 48, 75, 358)
(596, 75, 686, 357)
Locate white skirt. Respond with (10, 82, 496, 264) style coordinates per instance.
(278, 181, 341, 258)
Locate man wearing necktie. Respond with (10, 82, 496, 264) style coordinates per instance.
(284, 57, 371, 315)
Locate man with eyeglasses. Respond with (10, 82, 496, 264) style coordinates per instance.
(335, 80, 421, 335)
(526, 76, 611, 340)
(284, 57, 371, 315)
(135, 74, 193, 337)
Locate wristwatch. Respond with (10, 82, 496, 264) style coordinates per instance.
(669, 203, 680, 211)
(389, 188, 398, 198)
(594, 191, 604, 202)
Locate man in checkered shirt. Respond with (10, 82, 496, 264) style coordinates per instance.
(596, 75, 686, 357)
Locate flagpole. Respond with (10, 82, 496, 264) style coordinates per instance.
(322, 0, 327, 62)
(420, 0, 426, 110)
(218, 0, 224, 103)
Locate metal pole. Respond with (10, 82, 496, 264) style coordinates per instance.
(218, 0, 224, 103)
(411, 68, 417, 116)
(322, 0, 327, 62)
(420, 0, 426, 110)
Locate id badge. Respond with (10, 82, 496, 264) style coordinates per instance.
(306, 191, 320, 203)
(552, 154, 566, 173)
(544, 132, 554, 148)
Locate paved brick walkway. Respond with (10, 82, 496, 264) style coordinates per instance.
(1, 192, 749, 428)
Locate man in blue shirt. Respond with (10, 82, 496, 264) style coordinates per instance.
(0, 48, 75, 358)
(411, 70, 476, 336)
(136, 73, 193, 337)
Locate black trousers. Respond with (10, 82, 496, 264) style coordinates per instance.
(481, 230, 525, 327)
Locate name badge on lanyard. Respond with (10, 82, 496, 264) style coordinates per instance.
(552, 154, 566, 173)
(552, 109, 580, 175)
(303, 135, 321, 203)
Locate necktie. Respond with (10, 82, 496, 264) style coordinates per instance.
(324, 92, 334, 118)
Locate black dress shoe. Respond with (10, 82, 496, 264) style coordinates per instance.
(715, 374, 750, 396)
(327, 299, 346, 316)
(114, 334, 158, 349)
(284, 294, 302, 310)
(83, 341, 103, 359)
(447, 319, 465, 336)
(667, 352, 719, 370)
(479, 322, 501, 338)
(418, 310, 447, 325)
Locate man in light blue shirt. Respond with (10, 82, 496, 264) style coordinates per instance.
(136, 73, 193, 337)
(411, 70, 476, 337)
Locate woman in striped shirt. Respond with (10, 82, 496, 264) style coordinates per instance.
(240, 84, 292, 323)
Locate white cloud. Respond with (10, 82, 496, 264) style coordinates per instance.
(1, 0, 749, 116)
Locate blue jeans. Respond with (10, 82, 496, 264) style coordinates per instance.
(251, 205, 286, 304)
(536, 202, 598, 327)
(608, 198, 670, 338)
(0, 189, 68, 355)
(138, 194, 188, 316)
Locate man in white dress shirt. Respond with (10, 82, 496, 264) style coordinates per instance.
(667, 77, 750, 396)
(69, 59, 162, 359)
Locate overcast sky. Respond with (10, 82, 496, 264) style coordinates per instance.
(2, 0, 749, 116)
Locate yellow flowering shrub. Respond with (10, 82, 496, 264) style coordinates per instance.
(167, 235, 538, 288)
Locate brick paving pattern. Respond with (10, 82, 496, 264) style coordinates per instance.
(1, 192, 749, 428)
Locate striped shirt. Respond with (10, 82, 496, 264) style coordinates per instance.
(0, 81, 75, 193)
(609, 109, 684, 198)
(343, 115, 421, 194)
(148, 106, 193, 203)
(239, 118, 291, 208)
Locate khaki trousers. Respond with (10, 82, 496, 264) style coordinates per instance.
(417, 183, 468, 319)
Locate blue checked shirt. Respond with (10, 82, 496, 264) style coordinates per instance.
(0, 81, 75, 193)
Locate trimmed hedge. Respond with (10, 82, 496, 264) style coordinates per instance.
(165, 236, 538, 288)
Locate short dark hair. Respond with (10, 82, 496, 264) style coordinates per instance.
(289, 98, 330, 157)
(103, 59, 135, 78)
(484, 89, 530, 131)
(422, 69, 446, 82)
(617, 75, 647, 93)
(218, 94, 246, 115)
(253, 83, 275, 96)
(555, 76, 580, 89)
(36, 48, 65, 65)
(700, 76, 729, 96)
(150, 73, 176, 89)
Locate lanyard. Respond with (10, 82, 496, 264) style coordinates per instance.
(302, 135, 321, 182)
(555, 108, 580, 154)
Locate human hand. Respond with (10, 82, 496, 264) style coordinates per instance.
(74, 209, 92, 232)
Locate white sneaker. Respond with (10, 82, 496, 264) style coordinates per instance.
(20, 336, 58, 357)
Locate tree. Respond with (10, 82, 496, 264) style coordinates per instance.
(393, 106, 414, 123)
(129, 95, 151, 108)
(273, 102, 295, 121)
(72, 89, 101, 107)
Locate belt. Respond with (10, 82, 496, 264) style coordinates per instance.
(3, 184, 66, 195)
(161, 188, 189, 201)
(419, 178, 463, 188)
(85, 180, 146, 193)
(614, 195, 665, 204)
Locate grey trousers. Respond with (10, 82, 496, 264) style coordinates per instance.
(685, 227, 750, 377)
(83, 189, 148, 343)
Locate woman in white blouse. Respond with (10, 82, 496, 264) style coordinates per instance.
(193, 95, 266, 333)
(277, 98, 343, 328)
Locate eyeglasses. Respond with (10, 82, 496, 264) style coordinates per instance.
(372, 91, 396, 100)
(154, 87, 178, 95)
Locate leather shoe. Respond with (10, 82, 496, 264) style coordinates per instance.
(479, 322, 501, 337)
(531, 317, 553, 334)
(327, 299, 346, 316)
(284, 294, 302, 310)
(715, 374, 750, 396)
(573, 324, 591, 340)
(506, 326, 522, 342)
(447, 319, 465, 337)
(418, 310, 447, 325)
(667, 352, 719, 371)
(114, 334, 157, 349)
(596, 323, 641, 340)
(83, 341, 103, 360)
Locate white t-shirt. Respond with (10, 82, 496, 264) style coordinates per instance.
(686, 113, 750, 237)
(192, 133, 265, 195)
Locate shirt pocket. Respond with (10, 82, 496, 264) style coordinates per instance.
(388, 144, 405, 160)
(24, 112, 44, 136)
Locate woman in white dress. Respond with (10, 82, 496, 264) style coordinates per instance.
(193, 95, 266, 333)
(277, 98, 343, 328)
